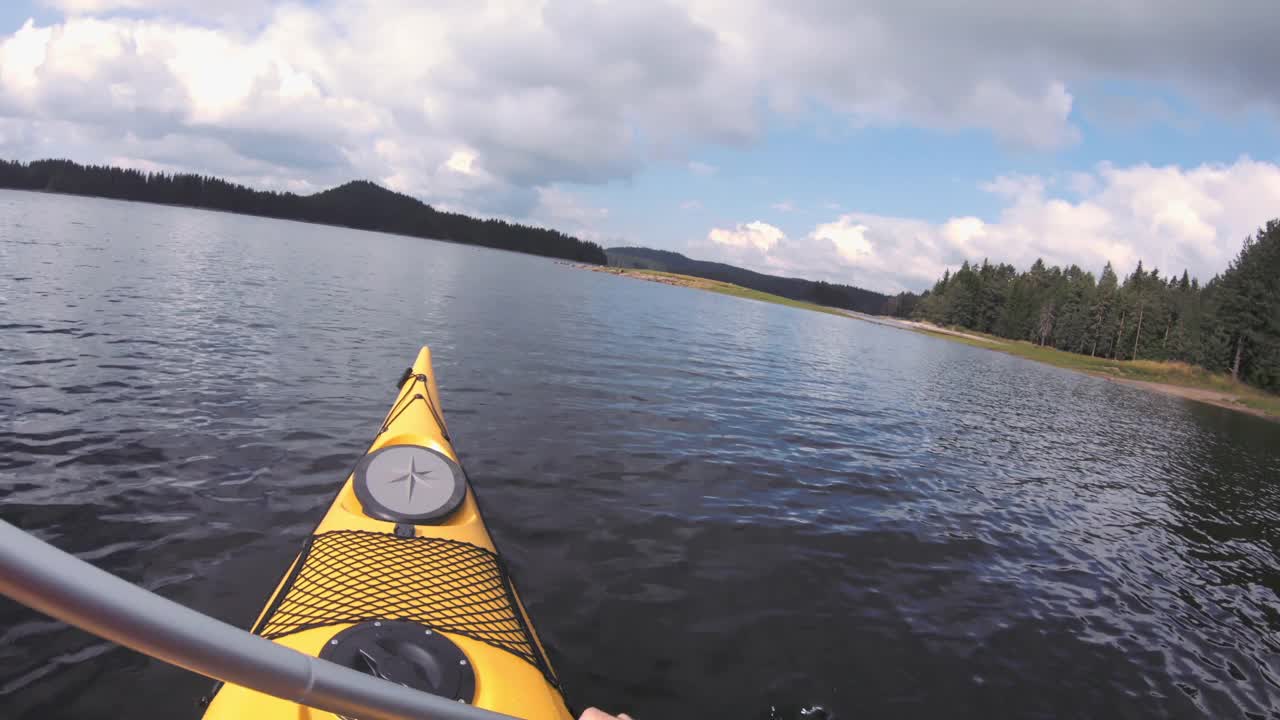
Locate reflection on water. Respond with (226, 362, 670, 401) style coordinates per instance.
(2, 190, 1278, 719)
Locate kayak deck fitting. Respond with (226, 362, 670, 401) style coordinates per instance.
(203, 346, 572, 719)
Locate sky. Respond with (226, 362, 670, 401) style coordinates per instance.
(2, 1, 1280, 293)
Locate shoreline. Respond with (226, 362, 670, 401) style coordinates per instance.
(573, 263, 1280, 422)
(885, 320, 1278, 421)
(1096, 376, 1272, 418)
(571, 263, 852, 318)
(1, 186, 598, 265)
(908, 324, 1278, 420)
(838, 310, 1007, 345)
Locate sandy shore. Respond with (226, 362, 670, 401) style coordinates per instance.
(840, 311, 1006, 345)
(1096, 377, 1272, 419)
(572, 264, 716, 289)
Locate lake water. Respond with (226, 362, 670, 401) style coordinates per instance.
(2, 190, 1279, 719)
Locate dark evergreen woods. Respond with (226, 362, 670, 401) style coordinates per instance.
(907, 223, 1280, 392)
(0, 159, 608, 264)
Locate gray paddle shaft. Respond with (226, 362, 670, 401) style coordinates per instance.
(0, 520, 520, 720)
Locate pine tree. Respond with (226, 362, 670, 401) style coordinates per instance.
(1212, 223, 1280, 387)
(1090, 263, 1119, 357)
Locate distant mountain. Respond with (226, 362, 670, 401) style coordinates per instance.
(304, 180, 430, 229)
(0, 159, 607, 264)
(607, 246, 894, 315)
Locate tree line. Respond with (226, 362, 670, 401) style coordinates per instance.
(0, 159, 607, 264)
(901, 223, 1280, 392)
(608, 246, 891, 315)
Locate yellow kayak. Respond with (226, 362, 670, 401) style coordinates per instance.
(203, 346, 573, 719)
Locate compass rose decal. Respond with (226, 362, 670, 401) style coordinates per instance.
(387, 456, 434, 501)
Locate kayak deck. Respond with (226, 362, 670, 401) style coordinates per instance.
(203, 346, 571, 719)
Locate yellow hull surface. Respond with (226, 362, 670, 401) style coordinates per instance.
(203, 346, 572, 720)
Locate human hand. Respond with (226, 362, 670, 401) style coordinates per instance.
(578, 708, 634, 720)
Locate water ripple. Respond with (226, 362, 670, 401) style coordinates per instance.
(1, 191, 1278, 719)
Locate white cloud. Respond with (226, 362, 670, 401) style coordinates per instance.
(0, 21, 51, 100)
(981, 174, 1048, 200)
(679, 199, 702, 210)
(1067, 172, 1097, 196)
(697, 158, 1280, 293)
(3, 0, 1280, 235)
(43, 0, 312, 28)
(445, 149, 479, 176)
(6, 1, 1280, 184)
(687, 160, 718, 176)
(813, 218, 873, 264)
(964, 80, 1080, 150)
(528, 186, 610, 241)
(708, 220, 784, 253)
(770, 200, 795, 212)
(0, 4, 747, 219)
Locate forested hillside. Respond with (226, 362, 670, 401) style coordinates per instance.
(0, 159, 607, 264)
(608, 246, 892, 315)
(912, 222, 1280, 392)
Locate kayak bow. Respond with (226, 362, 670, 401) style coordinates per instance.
(203, 346, 572, 719)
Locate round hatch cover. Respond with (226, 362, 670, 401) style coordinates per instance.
(320, 620, 475, 705)
(353, 444, 467, 524)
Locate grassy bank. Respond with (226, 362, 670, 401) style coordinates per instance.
(585, 266, 852, 318)
(580, 264, 1280, 421)
(907, 323, 1280, 420)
